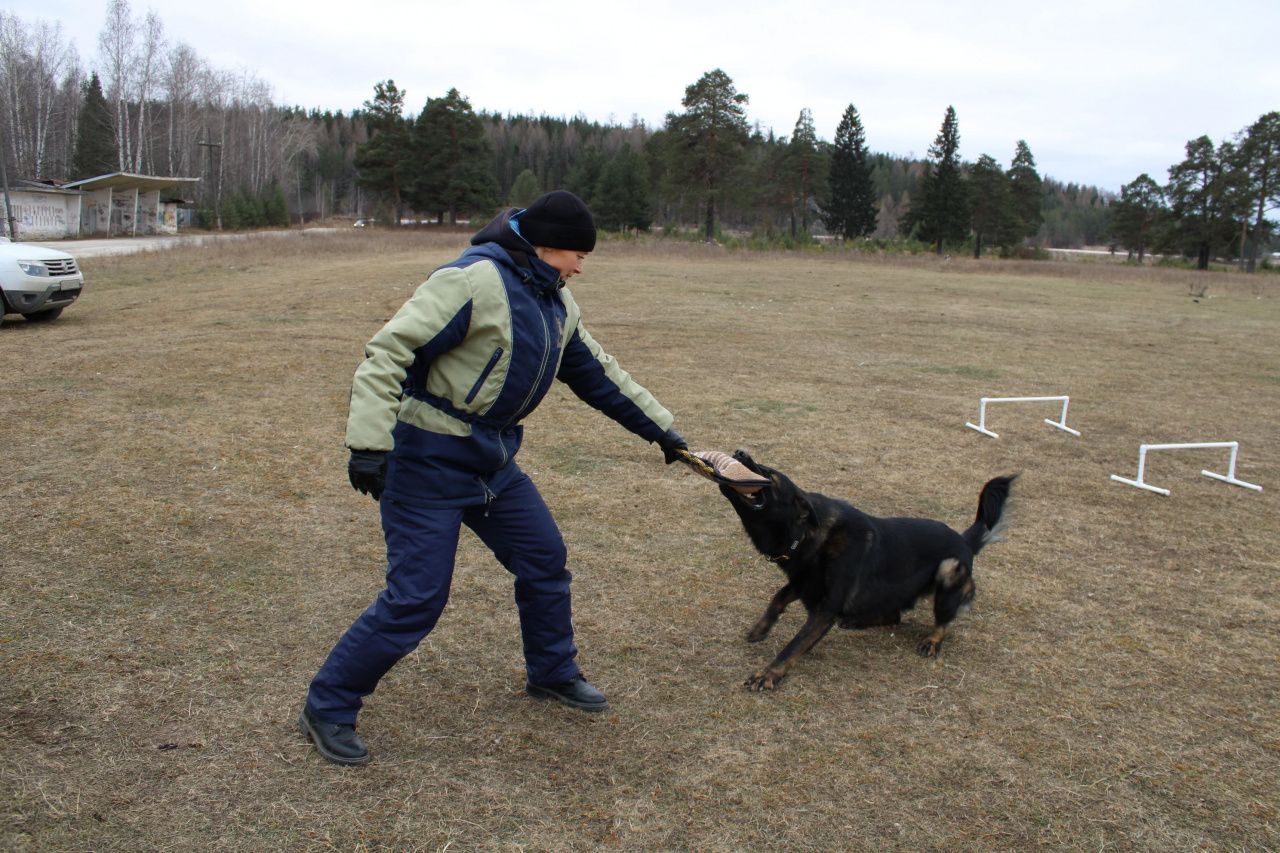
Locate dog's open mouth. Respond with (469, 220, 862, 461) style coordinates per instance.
(728, 450, 771, 508)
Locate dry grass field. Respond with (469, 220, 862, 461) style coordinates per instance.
(2, 230, 1277, 851)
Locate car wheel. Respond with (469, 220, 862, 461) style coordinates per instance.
(23, 307, 63, 322)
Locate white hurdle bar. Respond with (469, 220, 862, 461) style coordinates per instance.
(965, 395, 1080, 439)
(1110, 441, 1263, 496)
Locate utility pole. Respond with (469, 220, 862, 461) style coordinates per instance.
(0, 151, 17, 239)
(196, 139, 223, 230)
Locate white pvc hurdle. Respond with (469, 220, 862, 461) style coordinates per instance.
(965, 396, 1080, 439)
(1110, 441, 1263, 496)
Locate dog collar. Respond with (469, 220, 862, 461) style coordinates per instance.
(768, 538, 802, 563)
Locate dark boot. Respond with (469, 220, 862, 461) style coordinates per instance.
(526, 675, 609, 712)
(298, 706, 371, 766)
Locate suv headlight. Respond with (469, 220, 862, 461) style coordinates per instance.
(17, 260, 49, 277)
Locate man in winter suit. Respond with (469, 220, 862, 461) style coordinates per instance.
(300, 190, 687, 766)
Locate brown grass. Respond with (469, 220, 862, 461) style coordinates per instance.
(2, 230, 1277, 851)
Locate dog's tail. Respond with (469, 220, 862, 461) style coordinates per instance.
(962, 474, 1018, 555)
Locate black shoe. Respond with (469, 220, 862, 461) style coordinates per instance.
(298, 706, 371, 766)
(526, 675, 609, 712)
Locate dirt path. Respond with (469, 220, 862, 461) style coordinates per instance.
(28, 227, 338, 258)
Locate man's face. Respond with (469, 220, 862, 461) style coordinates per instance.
(538, 247, 589, 281)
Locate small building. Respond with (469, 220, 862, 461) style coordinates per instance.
(0, 180, 85, 240)
(61, 172, 200, 237)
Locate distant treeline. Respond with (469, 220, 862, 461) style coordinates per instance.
(2, 4, 1272, 265)
(291, 87, 1112, 254)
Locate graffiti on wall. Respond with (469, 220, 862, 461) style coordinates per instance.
(15, 201, 68, 229)
(3, 195, 73, 239)
(106, 191, 164, 234)
(84, 198, 109, 232)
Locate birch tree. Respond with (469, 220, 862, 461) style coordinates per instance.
(0, 13, 76, 178)
(164, 43, 202, 176)
(195, 65, 232, 215)
(98, 0, 136, 171)
(131, 10, 165, 172)
(50, 61, 85, 180)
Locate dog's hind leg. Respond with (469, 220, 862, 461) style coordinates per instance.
(745, 610, 836, 691)
(917, 559, 975, 658)
(747, 583, 799, 643)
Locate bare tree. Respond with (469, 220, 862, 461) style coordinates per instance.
(279, 114, 319, 223)
(131, 10, 164, 172)
(164, 43, 201, 176)
(0, 13, 76, 178)
(97, 0, 136, 171)
(45, 59, 84, 180)
(196, 64, 232, 213)
(225, 71, 275, 194)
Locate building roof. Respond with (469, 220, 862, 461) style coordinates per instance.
(11, 179, 85, 195)
(62, 172, 201, 192)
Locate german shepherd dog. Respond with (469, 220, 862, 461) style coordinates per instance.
(720, 451, 1016, 690)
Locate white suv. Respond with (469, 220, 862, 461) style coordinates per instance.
(0, 236, 84, 325)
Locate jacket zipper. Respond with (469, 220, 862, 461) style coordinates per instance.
(498, 296, 553, 467)
(464, 347, 504, 405)
(512, 302, 552, 424)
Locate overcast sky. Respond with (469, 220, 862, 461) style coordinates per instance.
(13, 0, 1280, 192)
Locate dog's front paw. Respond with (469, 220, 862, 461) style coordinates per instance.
(746, 620, 772, 643)
(916, 638, 942, 657)
(744, 670, 781, 691)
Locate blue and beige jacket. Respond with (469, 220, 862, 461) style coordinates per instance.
(346, 209, 675, 507)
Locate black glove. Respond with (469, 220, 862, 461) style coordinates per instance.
(348, 449, 388, 500)
(657, 427, 688, 465)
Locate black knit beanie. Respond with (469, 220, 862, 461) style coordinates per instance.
(520, 190, 597, 252)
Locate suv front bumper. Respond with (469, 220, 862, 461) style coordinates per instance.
(2, 277, 84, 314)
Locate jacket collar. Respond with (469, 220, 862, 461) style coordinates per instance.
(468, 209, 563, 292)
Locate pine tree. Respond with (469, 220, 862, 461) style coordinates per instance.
(564, 145, 605, 207)
(746, 128, 792, 235)
(822, 103, 877, 239)
(902, 106, 968, 254)
(71, 72, 116, 180)
(665, 69, 750, 241)
(265, 184, 290, 227)
(968, 154, 1014, 258)
(1007, 140, 1043, 241)
(410, 88, 496, 224)
(1235, 111, 1279, 272)
(353, 80, 412, 223)
(508, 168, 540, 207)
(786, 108, 821, 237)
(1166, 136, 1241, 270)
(1109, 174, 1167, 262)
(594, 145, 652, 231)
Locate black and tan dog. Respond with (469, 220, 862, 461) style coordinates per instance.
(719, 451, 1016, 690)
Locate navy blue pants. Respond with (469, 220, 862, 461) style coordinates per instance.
(307, 468, 579, 724)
